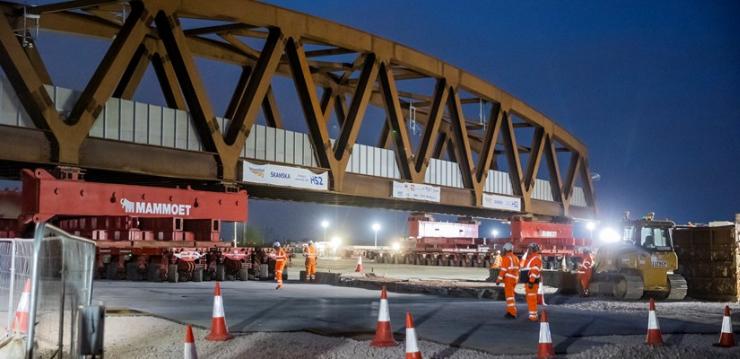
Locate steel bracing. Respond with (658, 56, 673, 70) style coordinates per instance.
(0, 0, 596, 218)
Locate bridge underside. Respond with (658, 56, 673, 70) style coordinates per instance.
(0, 125, 589, 220)
(0, 0, 596, 219)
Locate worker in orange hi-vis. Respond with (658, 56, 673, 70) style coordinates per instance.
(305, 241, 318, 282)
(578, 249, 595, 297)
(523, 243, 543, 321)
(495, 242, 520, 319)
(272, 241, 287, 290)
(488, 250, 502, 281)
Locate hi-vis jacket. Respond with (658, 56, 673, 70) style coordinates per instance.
(579, 253, 594, 271)
(523, 253, 542, 283)
(274, 248, 287, 263)
(496, 253, 520, 282)
(305, 244, 317, 259)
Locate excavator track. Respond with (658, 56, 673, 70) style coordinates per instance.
(613, 272, 644, 300)
(666, 274, 688, 301)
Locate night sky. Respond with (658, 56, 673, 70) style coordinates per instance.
(12, 1, 740, 244)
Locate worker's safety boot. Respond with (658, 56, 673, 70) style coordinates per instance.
(504, 313, 517, 320)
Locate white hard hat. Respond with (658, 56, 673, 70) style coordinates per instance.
(502, 242, 514, 252)
(309, 240, 314, 244)
(273, 241, 281, 248)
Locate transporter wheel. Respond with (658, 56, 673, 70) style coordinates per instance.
(193, 267, 204, 282)
(105, 263, 117, 280)
(216, 264, 225, 281)
(239, 268, 249, 281)
(167, 264, 179, 283)
(126, 262, 139, 281)
(147, 264, 161, 282)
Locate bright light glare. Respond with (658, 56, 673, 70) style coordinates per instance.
(372, 223, 381, 232)
(599, 227, 620, 243)
(330, 236, 342, 249)
(586, 221, 597, 231)
(391, 241, 401, 251)
(321, 220, 329, 229)
(491, 229, 499, 237)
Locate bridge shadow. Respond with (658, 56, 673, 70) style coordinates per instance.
(231, 299, 294, 331)
(431, 322, 485, 358)
(553, 316, 596, 354)
(394, 302, 448, 334)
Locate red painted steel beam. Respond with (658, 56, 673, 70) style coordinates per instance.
(19, 169, 247, 223)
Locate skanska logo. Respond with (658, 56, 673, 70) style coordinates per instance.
(270, 171, 290, 179)
(120, 198, 193, 216)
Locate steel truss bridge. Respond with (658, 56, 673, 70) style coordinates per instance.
(0, 0, 596, 219)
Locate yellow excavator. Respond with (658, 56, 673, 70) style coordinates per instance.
(589, 212, 688, 300)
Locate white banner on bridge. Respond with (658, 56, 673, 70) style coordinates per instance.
(242, 161, 329, 191)
(392, 181, 441, 203)
(482, 193, 521, 212)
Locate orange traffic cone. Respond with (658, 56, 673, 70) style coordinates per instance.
(645, 298, 663, 346)
(184, 324, 198, 359)
(370, 286, 397, 347)
(355, 255, 364, 272)
(206, 282, 233, 341)
(538, 277, 546, 306)
(717, 305, 736, 348)
(11, 279, 31, 334)
(405, 312, 422, 359)
(537, 310, 555, 359)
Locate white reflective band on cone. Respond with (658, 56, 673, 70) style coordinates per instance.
(378, 299, 390, 322)
(213, 296, 225, 318)
(405, 328, 419, 353)
(17, 293, 29, 311)
(722, 316, 732, 333)
(648, 311, 660, 330)
(539, 322, 552, 343)
(184, 343, 197, 359)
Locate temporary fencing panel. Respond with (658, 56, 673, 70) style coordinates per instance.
(0, 223, 96, 358)
(0, 238, 34, 338)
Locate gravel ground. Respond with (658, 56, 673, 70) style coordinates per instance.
(556, 297, 740, 321)
(4, 314, 737, 358)
(101, 315, 496, 359)
(85, 316, 740, 359)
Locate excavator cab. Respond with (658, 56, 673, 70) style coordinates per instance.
(623, 216, 674, 252)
